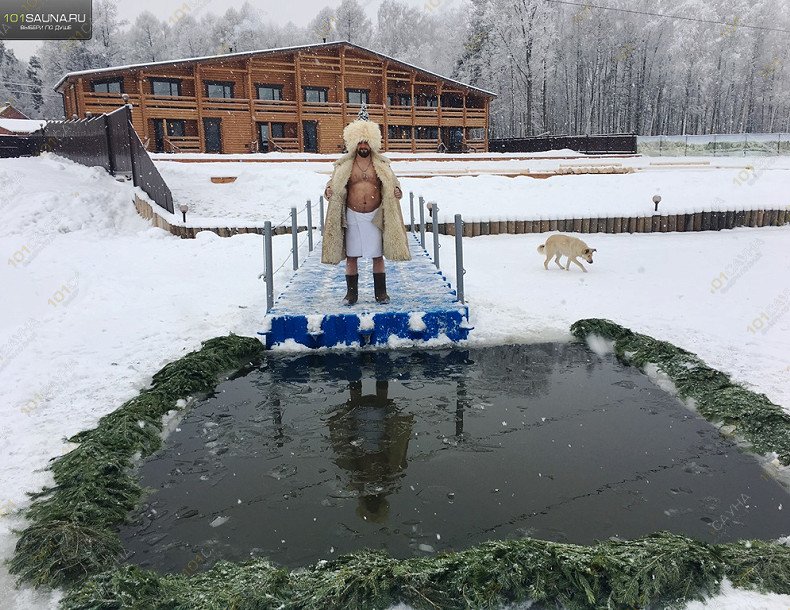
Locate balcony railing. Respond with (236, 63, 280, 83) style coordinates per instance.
(161, 136, 201, 153)
(202, 97, 251, 112)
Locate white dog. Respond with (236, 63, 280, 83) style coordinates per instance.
(537, 235, 597, 272)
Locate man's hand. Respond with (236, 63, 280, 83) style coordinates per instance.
(394, 186, 402, 199)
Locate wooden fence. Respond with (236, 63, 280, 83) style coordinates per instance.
(20, 106, 174, 213)
(430, 209, 789, 236)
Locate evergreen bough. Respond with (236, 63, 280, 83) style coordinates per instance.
(570, 318, 790, 465)
(9, 327, 790, 609)
(9, 335, 266, 589)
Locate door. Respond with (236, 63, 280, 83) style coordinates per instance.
(153, 119, 165, 152)
(258, 123, 269, 153)
(203, 118, 222, 153)
(443, 127, 464, 153)
(303, 120, 318, 153)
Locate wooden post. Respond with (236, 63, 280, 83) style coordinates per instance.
(725, 210, 735, 229)
(410, 73, 416, 153)
(294, 52, 304, 151)
(605, 217, 614, 233)
(540, 219, 550, 233)
(613, 217, 622, 233)
(549, 219, 558, 231)
(701, 212, 712, 231)
(693, 212, 703, 231)
(515, 220, 524, 233)
(194, 65, 204, 152)
(581, 218, 591, 233)
(382, 60, 389, 151)
(480, 220, 490, 235)
(484, 98, 490, 152)
(756, 210, 765, 226)
(573, 218, 582, 232)
(524, 219, 534, 233)
(340, 46, 347, 128)
(668, 215, 677, 232)
(136, 72, 148, 145)
(507, 219, 515, 233)
(246, 57, 256, 151)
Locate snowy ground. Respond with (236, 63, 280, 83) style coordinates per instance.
(155, 153, 790, 226)
(1, 154, 789, 609)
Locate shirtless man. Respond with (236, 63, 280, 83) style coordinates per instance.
(325, 141, 402, 278)
(321, 118, 410, 305)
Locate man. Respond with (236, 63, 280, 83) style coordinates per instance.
(321, 116, 411, 305)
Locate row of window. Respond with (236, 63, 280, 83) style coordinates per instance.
(91, 77, 455, 107)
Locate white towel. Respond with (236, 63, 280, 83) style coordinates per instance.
(345, 208, 383, 258)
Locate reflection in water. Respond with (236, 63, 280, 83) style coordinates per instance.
(118, 343, 790, 573)
(328, 380, 414, 524)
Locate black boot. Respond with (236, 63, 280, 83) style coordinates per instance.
(343, 274, 358, 306)
(373, 272, 390, 304)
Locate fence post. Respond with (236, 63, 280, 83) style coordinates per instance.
(684, 135, 688, 157)
(306, 199, 313, 252)
(713, 133, 717, 157)
(778, 133, 782, 155)
(291, 207, 299, 270)
(455, 214, 465, 304)
(431, 202, 440, 269)
(103, 114, 115, 174)
(409, 191, 415, 233)
(319, 195, 325, 235)
(419, 195, 426, 248)
(264, 221, 274, 312)
(744, 133, 747, 156)
(127, 119, 138, 187)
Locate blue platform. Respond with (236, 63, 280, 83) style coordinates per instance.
(260, 233, 471, 349)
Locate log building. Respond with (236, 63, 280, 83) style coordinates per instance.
(54, 41, 495, 154)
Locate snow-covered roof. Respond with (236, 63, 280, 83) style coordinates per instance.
(53, 41, 496, 97)
(0, 118, 46, 133)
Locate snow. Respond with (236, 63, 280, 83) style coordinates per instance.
(153, 155, 790, 227)
(1, 154, 789, 609)
(0, 119, 46, 134)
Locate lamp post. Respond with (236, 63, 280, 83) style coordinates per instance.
(653, 194, 662, 212)
(179, 204, 188, 223)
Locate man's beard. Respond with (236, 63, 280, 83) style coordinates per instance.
(357, 148, 370, 158)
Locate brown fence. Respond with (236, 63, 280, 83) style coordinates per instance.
(429, 209, 789, 236)
(490, 134, 637, 155)
(21, 106, 174, 213)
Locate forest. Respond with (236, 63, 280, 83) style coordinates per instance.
(1, 0, 788, 138)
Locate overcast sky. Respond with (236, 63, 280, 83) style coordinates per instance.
(6, 0, 448, 60)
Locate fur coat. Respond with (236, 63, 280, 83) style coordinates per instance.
(321, 150, 411, 264)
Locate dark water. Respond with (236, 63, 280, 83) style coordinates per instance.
(120, 344, 789, 573)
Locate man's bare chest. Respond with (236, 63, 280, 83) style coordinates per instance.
(348, 162, 380, 187)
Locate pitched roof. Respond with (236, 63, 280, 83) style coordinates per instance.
(53, 40, 496, 97)
(0, 103, 30, 119)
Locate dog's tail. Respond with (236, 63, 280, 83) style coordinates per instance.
(537, 243, 545, 254)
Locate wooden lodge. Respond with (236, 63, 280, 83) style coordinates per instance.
(54, 41, 495, 155)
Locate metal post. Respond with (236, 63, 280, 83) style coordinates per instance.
(454, 214, 465, 304)
(319, 195, 325, 235)
(431, 202, 440, 269)
(409, 191, 415, 233)
(291, 207, 299, 270)
(419, 195, 426, 248)
(264, 221, 274, 312)
(306, 199, 313, 252)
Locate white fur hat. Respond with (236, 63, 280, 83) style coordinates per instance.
(343, 119, 382, 152)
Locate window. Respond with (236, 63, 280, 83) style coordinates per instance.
(166, 120, 186, 137)
(388, 125, 412, 140)
(415, 126, 439, 140)
(257, 84, 283, 101)
(304, 87, 328, 103)
(91, 78, 123, 94)
(417, 94, 438, 107)
(150, 79, 181, 96)
(467, 127, 485, 140)
(206, 81, 234, 98)
(271, 123, 285, 138)
(346, 89, 369, 105)
(387, 93, 411, 107)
